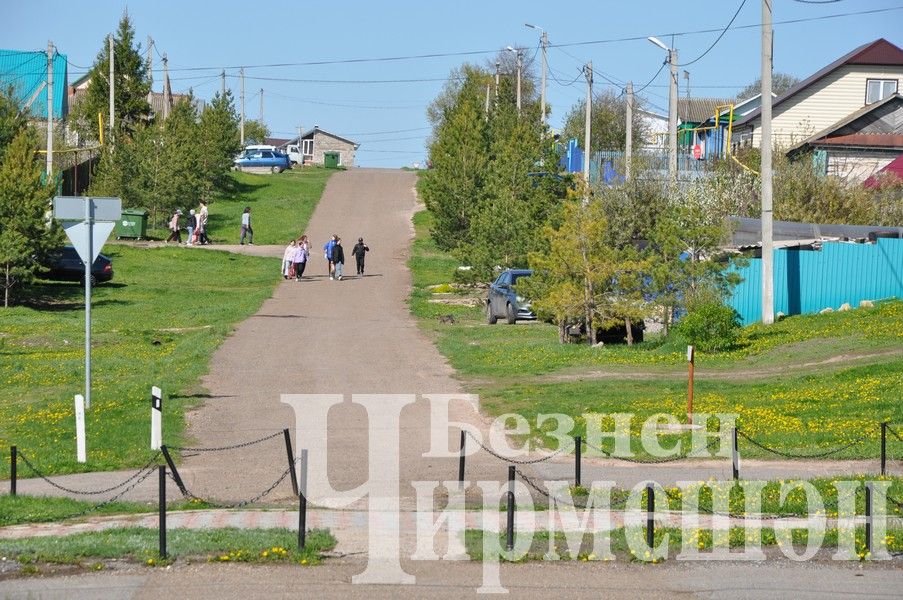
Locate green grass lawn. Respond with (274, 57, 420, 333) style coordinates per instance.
(146, 168, 331, 245)
(0, 527, 335, 566)
(408, 209, 903, 458)
(0, 246, 278, 478)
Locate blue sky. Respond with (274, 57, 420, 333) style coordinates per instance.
(4, 0, 902, 167)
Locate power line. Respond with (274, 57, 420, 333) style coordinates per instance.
(632, 60, 668, 94)
(338, 126, 432, 136)
(677, 0, 748, 67)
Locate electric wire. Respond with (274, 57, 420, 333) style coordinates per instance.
(677, 0, 749, 67)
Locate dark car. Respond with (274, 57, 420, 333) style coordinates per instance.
(234, 149, 291, 173)
(486, 269, 535, 324)
(45, 246, 113, 286)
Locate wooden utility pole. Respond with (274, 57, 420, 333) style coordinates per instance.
(583, 61, 592, 204)
(46, 41, 53, 178)
(108, 34, 115, 140)
(240, 68, 245, 146)
(761, 0, 775, 324)
(162, 53, 171, 120)
(625, 81, 633, 182)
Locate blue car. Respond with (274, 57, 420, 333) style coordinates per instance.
(486, 269, 535, 324)
(234, 148, 291, 173)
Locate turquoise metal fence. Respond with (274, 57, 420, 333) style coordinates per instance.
(727, 239, 903, 325)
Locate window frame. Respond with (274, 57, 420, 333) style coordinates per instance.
(865, 78, 898, 104)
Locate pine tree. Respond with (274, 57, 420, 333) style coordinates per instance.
(0, 129, 56, 307)
(71, 12, 151, 141)
(198, 90, 241, 199)
(0, 88, 28, 157)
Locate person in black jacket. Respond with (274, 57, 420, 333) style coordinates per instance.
(331, 237, 345, 281)
(351, 237, 369, 277)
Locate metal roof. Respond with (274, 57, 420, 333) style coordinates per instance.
(0, 49, 68, 119)
(677, 98, 732, 123)
(728, 216, 903, 249)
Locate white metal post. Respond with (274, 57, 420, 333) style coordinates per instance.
(75, 394, 86, 463)
(151, 386, 162, 450)
(84, 198, 92, 410)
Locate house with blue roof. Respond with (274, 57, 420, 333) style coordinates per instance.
(0, 48, 68, 120)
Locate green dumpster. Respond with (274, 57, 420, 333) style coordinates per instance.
(116, 209, 149, 240)
(324, 151, 340, 169)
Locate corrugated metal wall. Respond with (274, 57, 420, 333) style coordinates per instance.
(727, 239, 903, 325)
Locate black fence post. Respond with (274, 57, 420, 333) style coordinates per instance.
(575, 436, 582, 488)
(298, 449, 308, 551)
(160, 445, 187, 497)
(159, 465, 167, 559)
(283, 428, 299, 497)
(506, 466, 515, 552)
(10, 446, 16, 497)
(880, 422, 887, 477)
(732, 428, 740, 481)
(864, 481, 873, 556)
(646, 483, 655, 550)
(458, 430, 466, 490)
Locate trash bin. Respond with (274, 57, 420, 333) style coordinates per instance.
(116, 208, 149, 240)
(324, 151, 340, 169)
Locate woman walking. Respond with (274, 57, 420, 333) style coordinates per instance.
(166, 209, 182, 244)
(187, 209, 197, 246)
(282, 240, 297, 279)
(198, 201, 209, 245)
(240, 207, 253, 245)
(292, 237, 308, 280)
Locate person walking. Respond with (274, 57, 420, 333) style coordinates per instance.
(323, 234, 337, 279)
(166, 209, 182, 244)
(282, 240, 296, 279)
(331, 237, 345, 281)
(292, 236, 308, 281)
(198, 201, 210, 245)
(187, 209, 197, 246)
(240, 207, 253, 245)
(351, 237, 369, 278)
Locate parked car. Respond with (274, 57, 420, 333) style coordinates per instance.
(486, 269, 535, 324)
(234, 148, 291, 173)
(45, 246, 113, 286)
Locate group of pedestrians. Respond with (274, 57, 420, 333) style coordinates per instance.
(282, 234, 369, 281)
(166, 201, 210, 245)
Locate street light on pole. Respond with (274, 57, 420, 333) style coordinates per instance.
(648, 36, 678, 180)
(525, 23, 547, 128)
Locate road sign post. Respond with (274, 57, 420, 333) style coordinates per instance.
(53, 197, 121, 412)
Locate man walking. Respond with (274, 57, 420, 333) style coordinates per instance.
(351, 237, 369, 278)
(331, 237, 345, 281)
(323, 234, 337, 279)
(240, 207, 253, 245)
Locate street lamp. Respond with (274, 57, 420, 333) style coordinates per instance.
(525, 24, 548, 128)
(648, 36, 678, 179)
(505, 46, 523, 114)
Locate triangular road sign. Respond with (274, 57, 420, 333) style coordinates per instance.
(62, 221, 116, 264)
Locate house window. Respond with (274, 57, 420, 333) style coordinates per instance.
(865, 79, 898, 104)
(302, 139, 313, 160)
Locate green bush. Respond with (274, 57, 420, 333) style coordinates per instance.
(674, 301, 741, 352)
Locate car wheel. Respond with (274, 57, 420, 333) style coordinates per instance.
(505, 303, 517, 324)
(486, 301, 498, 325)
(272, 165, 282, 174)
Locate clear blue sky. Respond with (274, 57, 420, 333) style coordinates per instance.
(4, 0, 902, 167)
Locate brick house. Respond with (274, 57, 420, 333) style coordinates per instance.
(286, 127, 358, 167)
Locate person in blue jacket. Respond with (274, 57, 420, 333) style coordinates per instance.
(323, 234, 337, 279)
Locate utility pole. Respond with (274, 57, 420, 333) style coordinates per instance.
(108, 33, 115, 141)
(484, 83, 490, 119)
(625, 81, 633, 182)
(684, 69, 690, 150)
(583, 61, 593, 203)
(46, 41, 53, 178)
(668, 47, 678, 181)
(259, 88, 264, 124)
(539, 31, 547, 127)
(221, 70, 226, 97)
(240, 68, 245, 146)
(761, 0, 775, 325)
(162, 53, 171, 120)
(146, 36, 153, 95)
(494, 62, 500, 101)
(515, 51, 522, 114)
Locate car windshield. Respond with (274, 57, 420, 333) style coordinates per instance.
(511, 273, 530, 285)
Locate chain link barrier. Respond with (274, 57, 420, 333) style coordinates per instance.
(165, 430, 283, 453)
(514, 468, 629, 510)
(582, 436, 723, 464)
(466, 431, 567, 465)
(737, 430, 867, 459)
(169, 461, 296, 509)
(17, 451, 161, 496)
(887, 424, 903, 444)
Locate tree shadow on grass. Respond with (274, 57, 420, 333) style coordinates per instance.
(21, 282, 131, 312)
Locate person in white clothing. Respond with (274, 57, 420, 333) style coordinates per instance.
(282, 240, 297, 279)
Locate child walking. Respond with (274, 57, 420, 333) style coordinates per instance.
(240, 207, 253, 245)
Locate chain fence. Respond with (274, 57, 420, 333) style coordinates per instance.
(164, 430, 283, 453)
(582, 436, 723, 464)
(465, 431, 567, 465)
(888, 425, 903, 444)
(736, 430, 868, 460)
(17, 450, 161, 496)
(168, 461, 296, 509)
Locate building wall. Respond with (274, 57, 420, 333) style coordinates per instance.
(727, 238, 903, 325)
(312, 132, 356, 167)
(824, 148, 897, 181)
(743, 65, 903, 148)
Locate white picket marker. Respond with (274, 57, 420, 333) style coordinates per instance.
(75, 394, 86, 463)
(151, 386, 163, 450)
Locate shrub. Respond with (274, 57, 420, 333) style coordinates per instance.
(674, 301, 741, 352)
